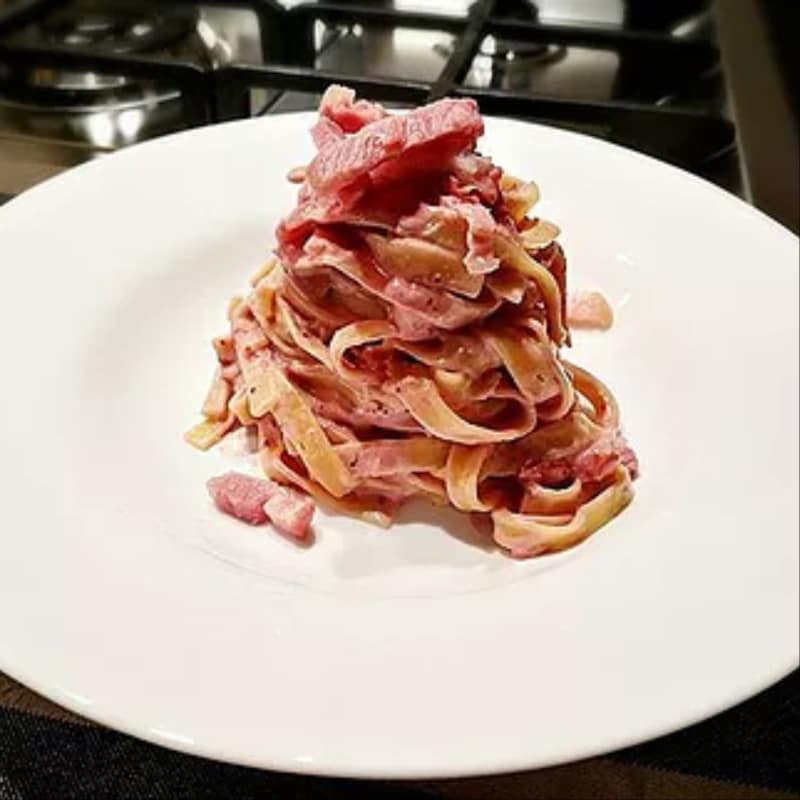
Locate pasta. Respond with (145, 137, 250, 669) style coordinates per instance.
(187, 86, 638, 557)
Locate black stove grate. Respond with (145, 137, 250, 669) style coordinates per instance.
(0, 0, 736, 170)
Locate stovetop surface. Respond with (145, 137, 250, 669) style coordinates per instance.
(0, 0, 745, 199)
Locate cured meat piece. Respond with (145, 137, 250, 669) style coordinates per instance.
(311, 116, 345, 150)
(567, 290, 614, 330)
(307, 98, 483, 195)
(441, 196, 499, 274)
(318, 84, 387, 134)
(446, 152, 501, 205)
(207, 471, 315, 538)
(263, 484, 315, 540)
(206, 471, 274, 525)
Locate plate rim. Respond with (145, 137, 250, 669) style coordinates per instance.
(0, 112, 797, 778)
(2, 651, 796, 779)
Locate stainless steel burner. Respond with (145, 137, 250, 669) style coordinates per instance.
(480, 37, 567, 67)
(41, 11, 188, 53)
(0, 3, 231, 149)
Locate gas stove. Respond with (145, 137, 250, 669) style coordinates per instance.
(0, 0, 788, 217)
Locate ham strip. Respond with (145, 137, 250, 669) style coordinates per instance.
(520, 433, 638, 487)
(318, 84, 388, 134)
(307, 98, 483, 195)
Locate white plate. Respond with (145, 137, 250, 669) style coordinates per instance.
(0, 113, 797, 778)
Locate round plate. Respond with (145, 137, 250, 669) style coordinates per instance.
(0, 113, 797, 778)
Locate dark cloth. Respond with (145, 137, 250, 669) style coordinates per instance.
(1, 671, 797, 800)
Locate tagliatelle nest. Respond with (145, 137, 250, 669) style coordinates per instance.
(187, 85, 638, 557)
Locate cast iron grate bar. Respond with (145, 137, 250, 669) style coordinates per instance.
(221, 62, 733, 165)
(0, 41, 213, 125)
(215, 63, 430, 120)
(292, 2, 718, 63)
(291, 1, 719, 102)
(485, 18, 718, 63)
(168, 0, 289, 68)
(0, 0, 735, 170)
(290, 3, 467, 34)
(254, 89, 286, 116)
(0, 0, 59, 36)
(428, 0, 496, 101)
(212, 61, 733, 169)
(456, 86, 735, 165)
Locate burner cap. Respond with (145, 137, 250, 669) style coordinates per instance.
(39, 4, 199, 55)
(483, 39, 566, 65)
(0, 3, 201, 110)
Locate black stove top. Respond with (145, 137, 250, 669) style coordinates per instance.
(0, 0, 741, 193)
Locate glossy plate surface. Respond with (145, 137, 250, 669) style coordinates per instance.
(0, 113, 797, 778)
